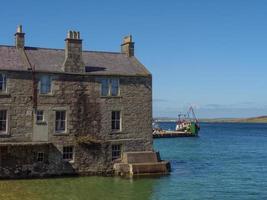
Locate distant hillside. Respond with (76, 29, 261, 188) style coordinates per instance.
(155, 116, 267, 123)
(200, 116, 267, 123)
(153, 117, 176, 122)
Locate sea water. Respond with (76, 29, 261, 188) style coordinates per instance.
(1, 123, 267, 200)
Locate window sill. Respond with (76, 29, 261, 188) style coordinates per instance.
(0, 133, 10, 137)
(0, 93, 11, 97)
(39, 93, 54, 97)
(36, 121, 47, 125)
(110, 130, 123, 134)
(63, 159, 74, 163)
(100, 96, 122, 99)
(54, 132, 69, 136)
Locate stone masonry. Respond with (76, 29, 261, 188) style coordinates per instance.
(0, 26, 153, 178)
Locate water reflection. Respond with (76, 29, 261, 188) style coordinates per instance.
(0, 176, 159, 200)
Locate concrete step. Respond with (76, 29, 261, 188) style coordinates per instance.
(114, 151, 170, 176)
(122, 151, 160, 164)
(130, 161, 170, 175)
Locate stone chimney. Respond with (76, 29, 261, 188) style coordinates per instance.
(121, 35, 134, 57)
(15, 25, 25, 49)
(63, 30, 84, 73)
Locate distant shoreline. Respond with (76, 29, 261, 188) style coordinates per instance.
(154, 116, 267, 123)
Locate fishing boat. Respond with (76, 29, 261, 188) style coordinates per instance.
(153, 106, 200, 138)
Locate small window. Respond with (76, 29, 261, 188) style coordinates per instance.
(101, 79, 109, 96)
(36, 110, 44, 122)
(0, 110, 7, 133)
(112, 144, 122, 160)
(39, 75, 52, 94)
(37, 152, 44, 162)
(112, 111, 121, 131)
(63, 146, 74, 161)
(111, 79, 119, 96)
(55, 111, 66, 132)
(0, 74, 7, 92)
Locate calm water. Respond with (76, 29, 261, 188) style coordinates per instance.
(1, 123, 267, 200)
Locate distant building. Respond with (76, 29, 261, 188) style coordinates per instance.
(0, 26, 169, 178)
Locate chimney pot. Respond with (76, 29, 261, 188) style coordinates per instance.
(73, 31, 78, 39)
(67, 31, 74, 39)
(17, 25, 23, 33)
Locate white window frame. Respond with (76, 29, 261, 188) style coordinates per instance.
(0, 110, 8, 134)
(55, 110, 67, 133)
(36, 110, 44, 123)
(0, 74, 7, 93)
(110, 79, 120, 96)
(63, 146, 74, 161)
(100, 78, 120, 97)
(39, 75, 52, 94)
(101, 79, 109, 96)
(111, 111, 121, 132)
(112, 144, 122, 160)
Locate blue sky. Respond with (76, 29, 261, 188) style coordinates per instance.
(0, 0, 266, 118)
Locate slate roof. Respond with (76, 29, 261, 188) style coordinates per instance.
(0, 45, 151, 76)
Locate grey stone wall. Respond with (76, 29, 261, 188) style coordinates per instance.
(0, 71, 152, 178)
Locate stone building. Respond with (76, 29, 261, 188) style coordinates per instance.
(0, 26, 169, 178)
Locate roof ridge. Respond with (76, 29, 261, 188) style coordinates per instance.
(0, 45, 124, 55)
(0, 45, 15, 48)
(83, 50, 124, 55)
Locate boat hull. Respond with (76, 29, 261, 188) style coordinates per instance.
(153, 130, 198, 138)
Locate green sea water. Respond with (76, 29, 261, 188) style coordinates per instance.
(1, 123, 267, 200)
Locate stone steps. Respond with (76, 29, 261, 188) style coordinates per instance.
(114, 151, 170, 176)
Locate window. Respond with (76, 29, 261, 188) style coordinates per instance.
(101, 79, 109, 96)
(37, 152, 44, 162)
(55, 111, 66, 132)
(112, 144, 122, 160)
(36, 110, 44, 122)
(63, 146, 74, 161)
(0, 110, 7, 133)
(112, 111, 121, 131)
(111, 79, 119, 96)
(39, 75, 52, 94)
(0, 74, 7, 92)
(101, 78, 120, 96)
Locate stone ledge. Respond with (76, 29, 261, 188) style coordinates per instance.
(123, 151, 158, 164)
(0, 142, 51, 146)
(0, 93, 11, 97)
(130, 161, 171, 175)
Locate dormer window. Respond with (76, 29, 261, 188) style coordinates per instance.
(39, 75, 52, 94)
(0, 74, 7, 93)
(101, 78, 120, 97)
